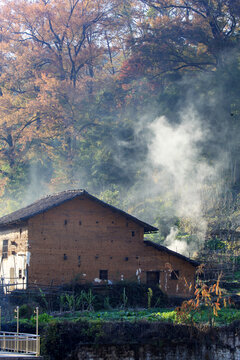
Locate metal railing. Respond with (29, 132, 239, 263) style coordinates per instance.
(0, 306, 40, 357)
(0, 331, 40, 356)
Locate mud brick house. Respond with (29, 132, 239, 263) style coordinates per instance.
(0, 190, 198, 297)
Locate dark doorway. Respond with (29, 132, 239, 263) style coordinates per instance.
(146, 271, 160, 287)
(99, 270, 108, 280)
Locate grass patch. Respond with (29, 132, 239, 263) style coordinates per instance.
(75, 308, 177, 323)
(59, 307, 240, 326)
(17, 307, 240, 327)
(192, 307, 240, 325)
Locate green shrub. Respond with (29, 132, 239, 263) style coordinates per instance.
(8, 282, 168, 313)
(147, 288, 153, 308)
(107, 282, 167, 308)
(205, 238, 226, 250)
(41, 320, 104, 360)
(30, 313, 53, 324)
(19, 304, 33, 319)
(8, 290, 30, 306)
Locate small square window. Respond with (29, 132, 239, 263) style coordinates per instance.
(171, 270, 179, 280)
(99, 270, 108, 280)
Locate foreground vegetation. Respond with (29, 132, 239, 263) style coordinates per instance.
(2, 280, 240, 359)
(2, 278, 239, 330)
(3, 302, 240, 359)
(17, 307, 240, 327)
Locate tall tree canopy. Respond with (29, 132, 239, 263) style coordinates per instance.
(0, 0, 240, 244)
(121, 0, 240, 80)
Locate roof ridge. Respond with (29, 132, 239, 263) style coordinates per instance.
(26, 189, 86, 205)
(0, 189, 85, 223)
(39, 189, 85, 198)
(0, 189, 157, 233)
(144, 240, 199, 267)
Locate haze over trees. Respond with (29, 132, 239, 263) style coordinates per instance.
(0, 0, 240, 250)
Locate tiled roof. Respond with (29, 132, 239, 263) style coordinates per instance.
(144, 240, 199, 267)
(0, 190, 158, 233)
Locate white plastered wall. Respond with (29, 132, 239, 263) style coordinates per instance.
(0, 227, 29, 291)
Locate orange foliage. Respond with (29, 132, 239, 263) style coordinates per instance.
(0, 0, 124, 189)
(176, 267, 225, 326)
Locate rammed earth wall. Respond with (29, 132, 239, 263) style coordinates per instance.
(27, 197, 195, 296)
(0, 191, 197, 297)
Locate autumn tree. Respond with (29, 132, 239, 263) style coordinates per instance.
(121, 0, 240, 80)
(0, 0, 149, 200)
(1, 0, 121, 85)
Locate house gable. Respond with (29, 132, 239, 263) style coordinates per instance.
(27, 196, 145, 285)
(0, 190, 158, 233)
(0, 190, 197, 297)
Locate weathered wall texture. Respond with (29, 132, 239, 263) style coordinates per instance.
(70, 322, 240, 360)
(27, 196, 195, 296)
(74, 342, 240, 360)
(0, 195, 196, 296)
(0, 227, 28, 290)
(52, 321, 240, 360)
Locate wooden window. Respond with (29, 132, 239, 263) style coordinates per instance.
(146, 271, 160, 287)
(2, 240, 8, 259)
(171, 270, 179, 280)
(99, 270, 108, 280)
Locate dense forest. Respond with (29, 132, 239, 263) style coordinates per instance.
(0, 0, 240, 255)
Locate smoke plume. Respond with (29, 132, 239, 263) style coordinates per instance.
(146, 108, 225, 254)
